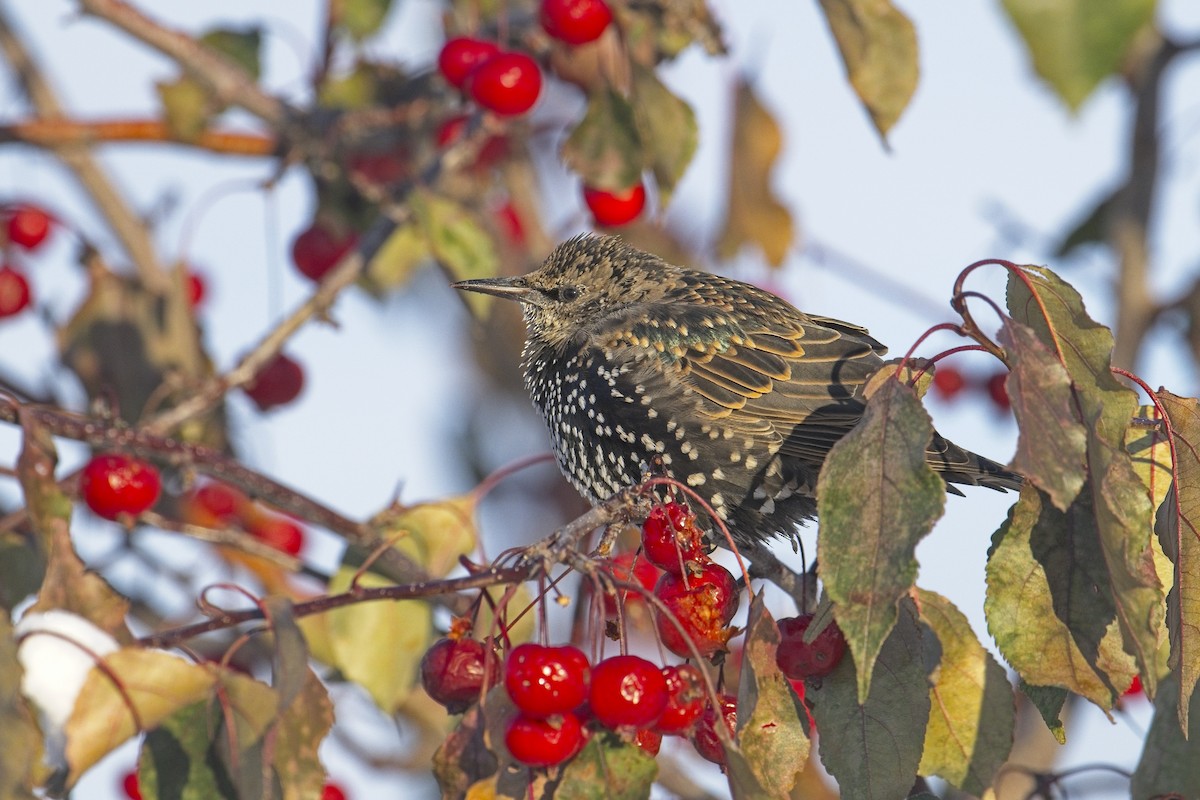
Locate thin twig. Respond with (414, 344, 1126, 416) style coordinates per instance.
(0, 118, 277, 156)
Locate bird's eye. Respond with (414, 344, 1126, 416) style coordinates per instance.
(558, 285, 580, 302)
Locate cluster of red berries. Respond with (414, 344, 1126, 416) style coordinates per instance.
(438, 37, 542, 118)
(419, 635, 718, 767)
(243, 351, 305, 412)
(931, 365, 1011, 412)
(0, 204, 54, 321)
(640, 502, 739, 658)
(183, 481, 307, 556)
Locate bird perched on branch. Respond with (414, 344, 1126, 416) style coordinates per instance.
(454, 234, 1020, 548)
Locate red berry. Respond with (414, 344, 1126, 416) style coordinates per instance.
(691, 695, 737, 766)
(80, 453, 162, 521)
(438, 37, 502, 90)
(495, 202, 526, 247)
(183, 482, 247, 528)
(121, 771, 142, 800)
(986, 371, 1011, 411)
(776, 614, 848, 680)
(505, 643, 590, 718)
(598, 552, 660, 616)
(654, 562, 739, 658)
(348, 149, 409, 187)
(243, 352, 305, 411)
(186, 271, 206, 309)
(583, 183, 646, 227)
(588, 655, 669, 729)
(468, 52, 542, 116)
(655, 664, 705, 734)
(421, 637, 501, 713)
(6, 205, 52, 250)
(633, 728, 662, 756)
(540, 0, 613, 44)
(0, 266, 31, 318)
(931, 366, 966, 401)
(505, 711, 586, 767)
(1124, 674, 1143, 697)
(322, 783, 347, 800)
(291, 223, 357, 282)
(250, 516, 305, 556)
(641, 502, 704, 574)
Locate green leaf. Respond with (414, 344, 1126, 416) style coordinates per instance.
(274, 670, 334, 800)
(1000, 0, 1155, 110)
(1008, 265, 1165, 696)
(317, 64, 378, 109)
(808, 598, 930, 800)
(1018, 681, 1068, 745)
(733, 596, 809, 797)
(916, 589, 1014, 795)
(561, 89, 644, 192)
(985, 487, 1134, 711)
(630, 65, 697, 205)
(336, 0, 394, 41)
(200, 27, 262, 80)
(410, 189, 500, 318)
(816, 0, 919, 139)
(1131, 673, 1200, 797)
(554, 735, 658, 800)
(364, 222, 431, 293)
(818, 376, 945, 703)
(65, 650, 217, 778)
(999, 318, 1087, 510)
(1154, 390, 1200, 732)
(716, 81, 794, 267)
(0, 613, 44, 799)
(327, 567, 432, 712)
(156, 78, 216, 142)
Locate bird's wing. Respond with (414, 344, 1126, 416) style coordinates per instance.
(592, 297, 888, 465)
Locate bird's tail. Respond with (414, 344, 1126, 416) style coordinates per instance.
(927, 433, 1022, 494)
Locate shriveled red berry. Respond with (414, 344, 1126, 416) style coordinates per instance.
(655, 664, 705, 734)
(633, 728, 662, 756)
(505, 711, 586, 767)
(588, 655, 668, 729)
(243, 352, 305, 411)
(931, 366, 966, 400)
(986, 371, 1011, 411)
(250, 516, 305, 556)
(121, 771, 142, 800)
(641, 502, 704, 574)
(291, 223, 357, 282)
(421, 637, 500, 713)
(505, 643, 590, 718)
(540, 0, 613, 44)
(583, 183, 645, 227)
(468, 52, 542, 116)
(692, 694, 737, 766)
(438, 37, 501, 89)
(321, 783, 346, 800)
(776, 614, 847, 680)
(6, 205, 52, 250)
(654, 562, 739, 658)
(0, 266, 32, 318)
(80, 453, 161, 520)
(598, 552, 660, 616)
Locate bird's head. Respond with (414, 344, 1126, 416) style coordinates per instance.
(453, 234, 672, 348)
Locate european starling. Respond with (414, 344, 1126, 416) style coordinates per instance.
(455, 234, 1020, 548)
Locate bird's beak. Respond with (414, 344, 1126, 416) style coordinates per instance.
(452, 276, 540, 304)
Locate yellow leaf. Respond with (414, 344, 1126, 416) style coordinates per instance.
(65, 649, 215, 779)
(716, 81, 794, 267)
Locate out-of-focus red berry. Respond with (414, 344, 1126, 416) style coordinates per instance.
(931, 366, 966, 401)
(540, 0, 613, 44)
(598, 552, 660, 616)
(6, 205, 53, 250)
(121, 771, 142, 800)
(291, 223, 357, 282)
(986, 371, 1011, 411)
(583, 183, 646, 227)
(468, 52, 542, 116)
(0, 265, 32, 318)
(243, 352, 305, 411)
(438, 37, 502, 89)
(249, 516, 305, 556)
(321, 783, 347, 800)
